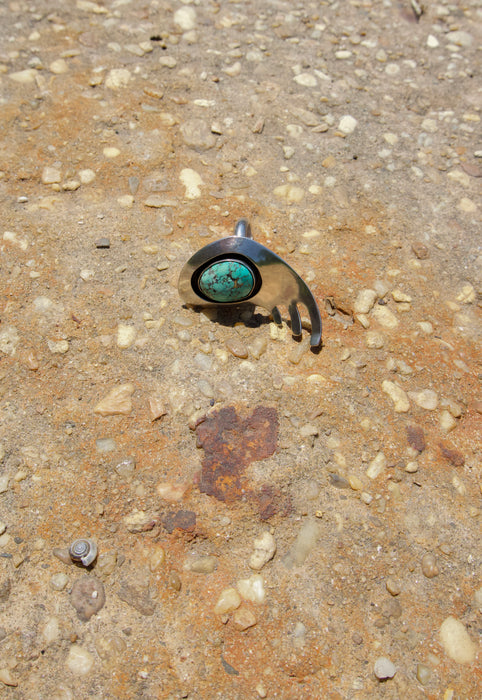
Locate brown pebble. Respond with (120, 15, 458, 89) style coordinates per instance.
(381, 597, 402, 620)
(411, 241, 429, 259)
(406, 425, 426, 452)
(52, 547, 72, 565)
(421, 553, 439, 579)
(386, 578, 402, 596)
(233, 606, 257, 631)
(460, 162, 482, 178)
(352, 632, 363, 645)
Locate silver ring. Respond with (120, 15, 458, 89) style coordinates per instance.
(178, 219, 322, 347)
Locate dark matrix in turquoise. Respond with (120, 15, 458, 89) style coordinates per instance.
(198, 260, 255, 302)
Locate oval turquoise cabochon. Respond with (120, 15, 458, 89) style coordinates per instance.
(198, 260, 255, 302)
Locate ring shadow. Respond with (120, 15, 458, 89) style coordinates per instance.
(182, 303, 323, 353)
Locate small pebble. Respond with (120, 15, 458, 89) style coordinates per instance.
(114, 458, 136, 479)
(103, 147, 120, 158)
(117, 324, 136, 349)
(300, 423, 318, 438)
(409, 389, 438, 410)
(273, 184, 305, 203)
(233, 607, 257, 631)
(214, 588, 241, 615)
(181, 119, 216, 151)
(439, 410, 457, 433)
(374, 656, 396, 680)
(225, 337, 248, 359)
(70, 576, 106, 621)
(237, 574, 265, 604)
(366, 452, 387, 479)
(382, 381, 410, 412)
(0, 668, 17, 687)
(79, 169, 96, 184)
(95, 238, 110, 249)
(96, 438, 116, 453)
(168, 571, 182, 592)
(105, 68, 131, 89)
(62, 180, 80, 191)
(249, 532, 276, 571)
(256, 683, 267, 698)
(439, 616, 476, 664)
(41, 167, 61, 185)
(149, 546, 165, 572)
(366, 331, 384, 349)
(338, 115, 358, 134)
(117, 195, 134, 208)
(283, 520, 321, 568)
(66, 644, 95, 675)
(405, 461, 418, 473)
(412, 242, 429, 259)
(416, 663, 432, 685)
(293, 73, 317, 87)
(372, 305, 399, 329)
(123, 510, 156, 533)
(94, 383, 134, 416)
(180, 168, 203, 199)
(174, 6, 196, 31)
(50, 573, 69, 591)
(421, 553, 439, 579)
(187, 556, 218, 574)
(148, 395, 167, 422)
(96, 551, 117, 578)
(386, 578, 401, 596)
(42, 616, 60, 645)
(249, 336, 267, 360)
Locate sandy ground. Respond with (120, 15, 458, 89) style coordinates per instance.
(0, 1, 480, 698)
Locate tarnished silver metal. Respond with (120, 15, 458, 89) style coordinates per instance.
(178, 218, 322, 347)
(69, 538, 98, 567)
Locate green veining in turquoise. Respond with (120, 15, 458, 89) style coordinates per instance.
(198, 260, 254, 302)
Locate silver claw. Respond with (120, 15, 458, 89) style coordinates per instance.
(288, 301, 302, 337)
(178, 219, 322, 347)
(271, 306, 282, 326)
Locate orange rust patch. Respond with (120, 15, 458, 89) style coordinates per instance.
(196, 406, 278, 502)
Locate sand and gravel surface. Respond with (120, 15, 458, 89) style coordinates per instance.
(0, 0, 480, 698)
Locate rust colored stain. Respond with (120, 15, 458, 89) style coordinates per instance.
(406, 425, 426, 452)
(196, 406, 278, 502)
(162, 510, 197, 534)
(256, 484, 292, 521)
(439, 442, 465, 467)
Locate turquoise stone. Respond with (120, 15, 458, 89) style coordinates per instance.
(198, 260, 254, 302)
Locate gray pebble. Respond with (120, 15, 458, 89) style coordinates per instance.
(128, 176, 139, 194)
(70, 575, 106, 621)
(186, 556, 218, 574)
(180, 119, 216, 151)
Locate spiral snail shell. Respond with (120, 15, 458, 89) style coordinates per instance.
(69, 538, 98, 567)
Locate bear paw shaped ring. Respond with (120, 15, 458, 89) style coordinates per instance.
(178, 219, 322, 347)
